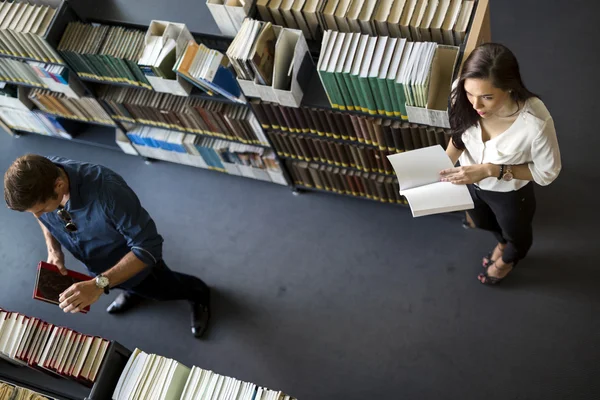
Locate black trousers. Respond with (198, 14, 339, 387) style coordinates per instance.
(467, 182, 536, 264)
(117, 260, 210, 306)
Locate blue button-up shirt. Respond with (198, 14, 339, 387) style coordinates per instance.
(38, 157, 163, 288)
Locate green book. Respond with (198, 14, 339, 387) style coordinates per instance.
(350, 34, 370, 113)
(367, 36, 389, 116)
(386, 38, 407, 117)
(317, 30, 342, 109)
(395, 41, 415, 119)
(334, 33, 355, 111)
(359, 36, 379, 115)
(377, 37, 399, 117)
(342, 33, 361, 111)
(326, 32, 349, 110)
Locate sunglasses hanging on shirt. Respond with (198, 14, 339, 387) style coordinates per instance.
(57, 205, 77, 232)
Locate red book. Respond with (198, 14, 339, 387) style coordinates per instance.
(33, 262, 92, 314)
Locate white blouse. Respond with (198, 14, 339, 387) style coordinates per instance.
(458, 97, 562, 192)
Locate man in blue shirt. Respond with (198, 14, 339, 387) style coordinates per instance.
(3, 154, 211, 338)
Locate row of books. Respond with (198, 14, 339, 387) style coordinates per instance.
(57, 22, 151, 89)
(288, 159, 408, 204)
(0, 107, 71, 138)
(28, 89, 115, 125)
(113, 348, 297, 400)
(318, 31, 446, 116)
(269, 130, 396, 174)
(228, 19, 311, 107)
(0, 308, 109, 385)
(0, 58, 84, 98)
(250, 100, 450, 150)
(228, 20, 277, 86)
(175, 40, 243, 103)
(0, 57, 47, 87)
(0, 381, 50, 400)
(127, 125, 288, 185)
(28, 61, 86, 98)
(98, 86, 270, 146)
(257, 0, 474, 43)
(0, 0, 61, 63)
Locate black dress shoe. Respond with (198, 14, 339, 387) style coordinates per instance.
(190, 302, 210, 338)
(106, 292, 143, 314)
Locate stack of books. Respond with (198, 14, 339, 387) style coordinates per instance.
(98, 86, 270, 146)
(0, 108, 71, 138)
(126, 125, 288, 185)
(28, 89, 115, 125)
(0, 0, 62, 63)
(27, 61, 86, 98)
(317, 31, 447, 117)
(174, 40, 243, 103)
(57, 22, 150, 89)
(0, 381, 50, 400)
(113, 348, 298, 400)
(250, 100, 451, 150)
(228, 20, 277, 87)
(138, 31, 178, 80)
(256, 0, 474, 43)
(0, 308, 110, 385)
(228, 19, 312, 107)
(0, 57, 47, 87)
(288, 159, 407, 203)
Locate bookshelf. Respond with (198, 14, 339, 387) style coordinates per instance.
(0, 0, 491, 202)
(0, 341, 131, 400)
(254, 0, 491, 203)
(0, 1, 293, 188)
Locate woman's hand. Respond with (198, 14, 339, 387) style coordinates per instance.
(440, 164, 497, 185)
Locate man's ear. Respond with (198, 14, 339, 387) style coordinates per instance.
(55, 176, 67, 196)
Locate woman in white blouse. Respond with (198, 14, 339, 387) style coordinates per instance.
(440, 43, 561, 285)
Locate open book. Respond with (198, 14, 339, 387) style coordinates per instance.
(387, 145, 474, 217)
(33, 261, 91, 313)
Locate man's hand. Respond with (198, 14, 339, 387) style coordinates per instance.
(59, 280, 103, 313)
(48, 250, 67, 276)
(440, 164, 496, 185)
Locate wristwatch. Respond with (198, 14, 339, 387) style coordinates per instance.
(95, 274, 110, 295)
(502, 165, 514, 182)
(497, 165, 505, 180)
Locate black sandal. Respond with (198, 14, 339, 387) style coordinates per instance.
(478, 262, 513, 285)
(482, 245, 505, 268)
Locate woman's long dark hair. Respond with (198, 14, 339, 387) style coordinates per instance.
(449, 43, 538, 149)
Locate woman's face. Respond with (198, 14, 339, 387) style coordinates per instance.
(463, 78, 512, 118)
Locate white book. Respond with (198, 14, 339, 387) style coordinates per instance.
(387, 145, 474, 217)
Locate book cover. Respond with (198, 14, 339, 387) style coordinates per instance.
(33, 262, 92, 313)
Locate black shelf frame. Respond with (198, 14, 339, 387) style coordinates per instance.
(0, 51, 66, 67)
(40, 110, 117, 128)
(0, 79, 47, 89)
(16, 124, 122, 152)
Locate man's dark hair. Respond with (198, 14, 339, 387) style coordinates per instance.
(4, 154, 61, 211)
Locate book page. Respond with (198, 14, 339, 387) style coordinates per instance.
(387, 144, 452, 190)
(402, 181, 474, 217)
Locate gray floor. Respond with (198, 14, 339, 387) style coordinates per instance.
(1, 1, 600, 399)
